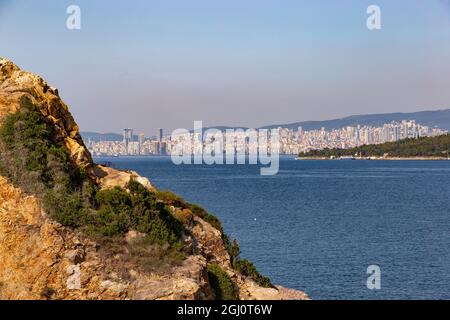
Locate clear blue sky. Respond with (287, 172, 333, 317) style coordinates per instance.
(1, 0, 449, 135)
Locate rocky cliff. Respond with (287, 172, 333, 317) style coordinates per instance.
(0, 57, 308, 300)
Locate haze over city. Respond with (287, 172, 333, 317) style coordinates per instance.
(1, 0, 450, 135)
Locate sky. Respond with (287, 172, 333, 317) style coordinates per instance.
(0, 0, 449, 135)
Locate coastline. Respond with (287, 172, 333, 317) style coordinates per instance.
(296, 156, 450, 161)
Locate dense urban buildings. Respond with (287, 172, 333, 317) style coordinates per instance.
(87, 120, 447, 156)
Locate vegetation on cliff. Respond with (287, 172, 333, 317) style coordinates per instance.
(155, 189, 273, 288)
(298, 134, 450, 158)
(0, 57, 311, 300)
(0, 97, 185, 268)
(0, 96, 272, 289)
(206, 263, 239, 300)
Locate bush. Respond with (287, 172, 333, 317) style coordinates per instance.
(222, 236, 272, 288)
(43, 190, 87, 228)
(195, 210, 223, 233)
(0, 96, 82, 193)
(156, 191, 225, 233)
(207, 263, 238, 300)
(155, 190, 187, 207)
(0, 96, 273, 285)
(155, 187, 271, 288)
(0, 97, 185, 267)
(174, 208, 194, 224)
(85, 183, 183, 245)
(233, 259, 273, 288)
(227, 239, 241, 264)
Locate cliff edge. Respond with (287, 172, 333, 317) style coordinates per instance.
(0, 57, 308, 300)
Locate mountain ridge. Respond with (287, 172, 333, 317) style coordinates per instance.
(260, 109, 450, 131)
(82, 109, 450, 140)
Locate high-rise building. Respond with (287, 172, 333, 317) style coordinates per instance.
(138, 133, 145, 146)
(394, 127, 400, 141)
(138, 133, 145, 155)
(382, 126, 390, 142)
(128, 141, 140, 156)
(157, 129, 164, 154)
(160, 142, 167, 155)
(123, 128, 134, 153)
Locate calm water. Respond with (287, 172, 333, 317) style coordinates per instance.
(97, 156, 450, 300)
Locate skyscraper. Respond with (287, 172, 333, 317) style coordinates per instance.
(138, 133, 145, 146)
(138, 133, 145, 155)
(123, 128, 133, 154)
(158, 128, 163, 142)
(157, 129, 164, 154)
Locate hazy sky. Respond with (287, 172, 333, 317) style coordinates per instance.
(1, 0, 449, 135)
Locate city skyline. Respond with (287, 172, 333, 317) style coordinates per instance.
(87, 119, 448, 157)
(81, 106, 450, 139)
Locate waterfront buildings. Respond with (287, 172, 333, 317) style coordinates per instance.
(88, 120, 447, 156)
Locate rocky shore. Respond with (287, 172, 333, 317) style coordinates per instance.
(0, 57, 308, 300)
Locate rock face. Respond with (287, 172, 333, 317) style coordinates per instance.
(0, 57, 93, 177)
(0, 177, 213, 300)
(0, 57, 309, 300)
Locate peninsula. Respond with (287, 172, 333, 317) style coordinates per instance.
(298, 135, 450, 160)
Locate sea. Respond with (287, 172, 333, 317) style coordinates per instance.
(96, 156, 450, 300)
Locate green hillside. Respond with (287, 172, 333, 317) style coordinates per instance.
(299, 134, 450, 158)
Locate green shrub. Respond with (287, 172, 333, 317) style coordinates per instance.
(207, 263, 238, 300)
(82, 183, 183, 245)
(155, 188, 271, 288)
(0, 96, 81, 192)
(43, 190, 87, 228)
(0, 97, 184, 265)
(233, 259, 272, 288)
(0, 96, 273, 285)
(156, 192, 225, 234)
(194, 209, 223, 233)
(227, 239, 241, 264)
(155, 190, 187, 207)
(222, 236, 272, 288)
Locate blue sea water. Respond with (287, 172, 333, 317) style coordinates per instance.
(96, 156, 450, 300)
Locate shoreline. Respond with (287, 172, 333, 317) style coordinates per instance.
(296, 156, 450, 161)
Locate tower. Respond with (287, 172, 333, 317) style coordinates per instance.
(123, 128, 133, 154)
(138, 133, 145, 155)
(157, 128, 164, 154)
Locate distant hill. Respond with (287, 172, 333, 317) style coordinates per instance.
(81, 132, 123, 142)
(260, 109, 450, 131)
(299, 134, 450, 159)
(81, 109, 450, 140)
(189, 126, 250, 133)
